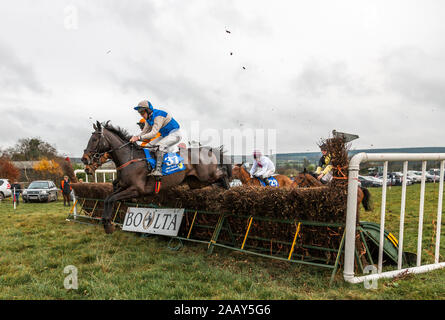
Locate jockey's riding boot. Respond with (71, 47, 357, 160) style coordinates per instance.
(151, 151, 165, 177)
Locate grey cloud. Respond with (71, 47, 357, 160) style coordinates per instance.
(105, 57, 230, 120)
(380, 47, 445, 108)
(82, 0, 158, 32)
(0, 105, 92, 156)
(0, 43, 45, 94)
(293, 60, 373, 97)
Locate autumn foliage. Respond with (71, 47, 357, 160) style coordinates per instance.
(33, 158, 62, 174)
(0, 157, 20, 181)
(32, 158, 63, 181)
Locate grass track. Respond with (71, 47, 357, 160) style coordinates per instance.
(0, 183, 444, 300)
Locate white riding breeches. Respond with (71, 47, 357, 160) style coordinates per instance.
(321, 171, 333, 184)
(149, 129, 182, 153)
(254, 169, 275, 179)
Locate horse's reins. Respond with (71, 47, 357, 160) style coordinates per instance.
(332, 165, 348, 180)
(116, 145, 160, 171)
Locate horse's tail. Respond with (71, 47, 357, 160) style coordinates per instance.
(361, 187, 373, 211)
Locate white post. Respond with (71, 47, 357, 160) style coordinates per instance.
(72, 191, 77, 220)
(378, 161, 388, 273)
(13, 187, 17, 210)
(398, 161, 408, 270)
(435, 160, 444, 263)
(343, 153, 366, 281)
(417, 161, 427, 267)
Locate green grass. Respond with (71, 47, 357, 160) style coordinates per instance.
(0, 183, 444, 300)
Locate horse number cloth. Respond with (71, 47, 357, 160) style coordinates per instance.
(143, 149, 186, 176)
(256, 176, 279, 187)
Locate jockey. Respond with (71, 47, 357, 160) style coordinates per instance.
(136, 118, 146, 131)
(130, 100, 181, 177)
(136, 118, 161, 147)
(249, 150, 276, 185)
(315, 143, 333, 184)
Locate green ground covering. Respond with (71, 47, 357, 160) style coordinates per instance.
(0, 183, 444, 300)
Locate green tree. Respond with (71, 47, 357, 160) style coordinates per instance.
(6, 138, 58, 161)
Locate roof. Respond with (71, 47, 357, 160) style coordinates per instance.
(12, 161, 40, 169)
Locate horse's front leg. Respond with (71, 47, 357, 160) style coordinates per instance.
(103, 187, 140, 234)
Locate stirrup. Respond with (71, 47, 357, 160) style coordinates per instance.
(151, 170, 163, 177)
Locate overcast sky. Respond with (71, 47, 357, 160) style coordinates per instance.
(1, 0, 445, 157)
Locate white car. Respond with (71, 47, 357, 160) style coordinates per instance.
(393, 172, 413, 185)
(407, 170, 440, 183)
(428, 169, 443, 182)
(407, 171, 422, 183)
(0, 179, 12, 200)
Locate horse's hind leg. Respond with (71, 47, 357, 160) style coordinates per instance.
(103, 187, 140, 234)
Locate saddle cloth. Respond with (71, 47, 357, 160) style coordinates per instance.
(256, 176, 279, 187)
(142, 149, 186, 176)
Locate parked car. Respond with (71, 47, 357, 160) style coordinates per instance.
(358, 176, 381, 187)
(407, 171, 422, 183)
(367, 176, 384, 186)
(0, 179, 12, 200)
(376, 173, 400, 186)
(428, 169, 444, 182)
(360, 175, 384, 187)
(425, 172, 437, 182)
(392, 172, 413, 185)
(22, 180, 59, 203)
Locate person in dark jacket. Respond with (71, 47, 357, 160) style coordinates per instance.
(10, 181, 22, 206)
(61, 176, 72, 206)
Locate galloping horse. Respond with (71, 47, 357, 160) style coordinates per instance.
(232, 163, 294, 188)
(292, 170, 372, 216)
(292, 172, 324, 188)
(82, 121, 232, 234)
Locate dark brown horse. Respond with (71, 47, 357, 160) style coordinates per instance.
(82, 121, 232, 234)
(232, 164, 294, 188)
(292, 171, 372, 215)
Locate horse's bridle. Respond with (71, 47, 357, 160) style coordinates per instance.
(83, 127, 131, 166)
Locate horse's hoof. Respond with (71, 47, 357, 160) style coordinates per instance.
(104, 224, 115, 234)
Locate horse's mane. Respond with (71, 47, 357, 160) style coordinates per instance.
(103, 121, 132, 142)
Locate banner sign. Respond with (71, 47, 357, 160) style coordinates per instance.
(122, 207, 185, 237)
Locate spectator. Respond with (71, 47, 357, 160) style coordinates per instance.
(10, 180, 22, 206)
(61, 176, 72, 207)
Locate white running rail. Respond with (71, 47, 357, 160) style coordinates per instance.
(74, 169, 116, 183)
(344, 153, 445, 283)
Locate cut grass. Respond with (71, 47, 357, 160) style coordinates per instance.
(0, 183, 444, 300)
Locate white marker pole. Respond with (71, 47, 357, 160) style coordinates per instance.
(13, 187, 16, 210)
